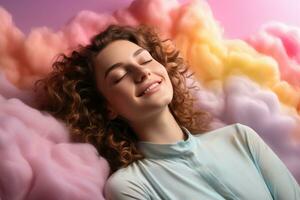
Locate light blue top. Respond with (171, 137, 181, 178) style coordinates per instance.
(104, 123, 300, 200)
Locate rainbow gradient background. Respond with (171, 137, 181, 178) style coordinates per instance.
(0, 0, 299, 199)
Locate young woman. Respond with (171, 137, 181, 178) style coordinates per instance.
(36, 24, 300, 200)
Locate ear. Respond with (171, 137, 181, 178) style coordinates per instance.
(107, 104, 118, 120)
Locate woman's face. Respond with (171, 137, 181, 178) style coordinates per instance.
(94, 40, 173, 123)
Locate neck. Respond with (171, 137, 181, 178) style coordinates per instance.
(130, 107, 186, 144)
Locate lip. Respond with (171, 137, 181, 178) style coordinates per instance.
(137, 78, 163, 97)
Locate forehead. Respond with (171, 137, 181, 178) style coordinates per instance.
(94, 40, 142, 72)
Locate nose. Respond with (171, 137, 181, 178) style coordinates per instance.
(132, 64, 151, 83)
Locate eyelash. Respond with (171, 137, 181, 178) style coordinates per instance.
(113, 59, 153, 84)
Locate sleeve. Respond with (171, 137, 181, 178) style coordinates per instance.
(238, 124, 300, 200)
(104, 173, 150, 200)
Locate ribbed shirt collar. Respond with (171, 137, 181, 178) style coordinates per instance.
(137, 127, 197, 159)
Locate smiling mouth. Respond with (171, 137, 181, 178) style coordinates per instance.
(138, 79, 162, 97)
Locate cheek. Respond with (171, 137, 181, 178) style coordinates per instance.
(108, 95, 140, 122)
(106, 86, 137, 110)
(157, 64, 169, 77)
(160, 67, 172, 87)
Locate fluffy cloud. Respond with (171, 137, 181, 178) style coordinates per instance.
(247, 22, 300, 87)
(0, 94, 109, 200)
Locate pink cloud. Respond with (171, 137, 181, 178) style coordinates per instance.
(0, 95, 109, 200)
(247, 22, 300, 88)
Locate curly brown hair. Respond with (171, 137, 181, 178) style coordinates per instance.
(35, 24, 212, 175)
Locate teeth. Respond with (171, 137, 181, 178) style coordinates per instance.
(143, 82, 159, 94)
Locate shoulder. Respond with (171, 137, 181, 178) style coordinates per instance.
(194, 123, 264, 162)
(104, 164, 148, 200)
(194, 123, 260, 146)
(210, 123, 255, 134)
(231, 123, 262, 143)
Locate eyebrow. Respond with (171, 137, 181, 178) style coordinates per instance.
(104, 48, 145, 79)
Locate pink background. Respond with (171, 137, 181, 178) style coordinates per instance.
(1, 0, 300, 38)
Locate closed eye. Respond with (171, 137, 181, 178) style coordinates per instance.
(142, 59, 153, 64)
(113, 60, 153, 84)
(114, 75, 126, 84)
